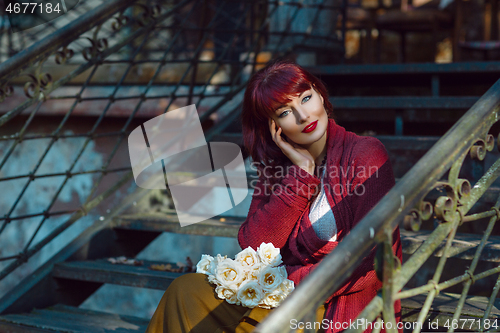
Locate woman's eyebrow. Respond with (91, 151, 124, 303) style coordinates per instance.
(275, 104, 288, 112)
(299, 89, 311, 97)
(274, 90, 311, 112)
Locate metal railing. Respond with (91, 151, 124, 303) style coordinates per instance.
(0, 0, 344, 305)
(255, 79, 500, 331)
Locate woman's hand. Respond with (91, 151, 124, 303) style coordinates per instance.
(269, 119, 315, 175)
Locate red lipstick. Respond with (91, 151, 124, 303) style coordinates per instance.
(302, 120, 318, 133)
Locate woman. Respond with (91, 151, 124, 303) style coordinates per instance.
(146, 60, 402, 333)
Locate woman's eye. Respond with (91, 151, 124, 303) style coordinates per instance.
(278, 110, 290, 118)
(302, 95, 311, 104)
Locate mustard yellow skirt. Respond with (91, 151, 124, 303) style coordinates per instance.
(146, 273, 326, 333)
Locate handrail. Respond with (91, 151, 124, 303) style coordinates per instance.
(0, 0, 137, 84)
(255, 79, 500, 332)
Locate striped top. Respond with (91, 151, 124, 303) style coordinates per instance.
(309, 166, 337, 241)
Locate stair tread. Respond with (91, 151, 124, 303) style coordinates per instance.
(40, 304, 149, 326)
(329, 96, 478, 109)
(460, 41, 500, 50)
(306, 61, 500, 75)
(53, 259, 186, 290)
(113, 212, 243, 238)
(0, 304, 148, 332)
(401, 229, 500, 262)
(401, 292, 500, 318)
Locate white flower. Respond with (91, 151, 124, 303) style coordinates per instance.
(278, 265, 287, 279)
(235, 247, 260, 269)
(215, 285, 239, 305)
(215, 254, 227, 262)
(214, 258, 246, 289)
(204, 246, 293, 309)
(237, 281, 264, 308)
(257, 266, 284, 292)
(257, 242, 282, 266)
(245, 264, 262, 281)
(208, 274, 219, 286)
(210, 254, 227, 275)
(279, 279, 295, 294)
(196, 254, 214, 275)
(260, 289, 287, 309)
(213, 254, 227, 266)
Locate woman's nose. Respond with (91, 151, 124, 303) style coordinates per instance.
(295, 107, 309, 122)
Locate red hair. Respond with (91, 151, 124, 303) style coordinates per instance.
(241, 60, 333, 170)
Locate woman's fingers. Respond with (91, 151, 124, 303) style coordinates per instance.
(269, 119, 297, 153)
(274, 127, 290, 151)
(268, 119, 314, 172)
(269, 119, 282, 145)
(269, 119, 280, 144)
(275, 127, 284, 144)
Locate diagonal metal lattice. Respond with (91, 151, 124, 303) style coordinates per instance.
(0, 0, 344, 302)
(0, 0, 109, 62)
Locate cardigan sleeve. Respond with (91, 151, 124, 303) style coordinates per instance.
(347, 137, 396, 231)
(284, 137, 401, 299)
(285, 251, 378, 297)
(238, 164, 321, 250)
(285, 230, 401, 299)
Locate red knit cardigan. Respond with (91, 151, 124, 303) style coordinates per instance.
(238, 119, 402, 333)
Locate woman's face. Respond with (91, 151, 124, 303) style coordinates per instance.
(270, 87, 328, 147)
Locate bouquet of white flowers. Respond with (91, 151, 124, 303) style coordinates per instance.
(196, 242, 295, 309)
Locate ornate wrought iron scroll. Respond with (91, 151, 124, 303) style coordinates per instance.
(0, 0, 105, 62)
